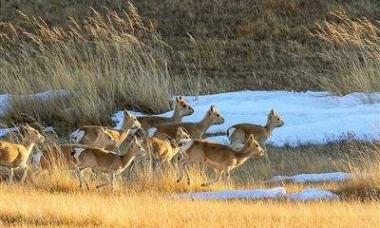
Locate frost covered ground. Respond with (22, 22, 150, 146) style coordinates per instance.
(114, 90, 380, 147)
(270, 172, 352, 183)
(177, 187, 339, 201)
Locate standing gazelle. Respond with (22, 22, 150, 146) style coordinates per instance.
(137, 96, 194, 130)
(70, 110, 141, 150)
(176, 134, 264, 186)
(150, 105, 224, 140)
(71, 136, 145, 190)
(227, 109, 284, 149)
(0, 125, 45, 182)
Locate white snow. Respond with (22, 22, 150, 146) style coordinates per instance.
(270, 172, 352, 183)
(0, 127, 18, 137)
(0, 94, 11, 117)
(0, 90, 70, 117)
(288, 188, 339, 201)
(113, 90, 380, 147)
(177, 187, 287, 200)
(177, 187, 339, 201)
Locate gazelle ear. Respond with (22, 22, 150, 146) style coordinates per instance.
(270, 109, 274, 114)
(210, 105, 216, 112)
(176, 97, 180, 102)
(125, 110, 132, 117)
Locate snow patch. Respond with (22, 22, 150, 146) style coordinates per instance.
(112, 91, 380, 146)
(0, 127, 18, 137)
(0, 90, 70, 117)
(270, 172, 352, 183)
(177, 187, 287, 200)
(288, 188, 339, 201)
(177, 187, 339, 201)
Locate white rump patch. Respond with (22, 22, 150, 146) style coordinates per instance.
(70, 129, 85, 143)
(31, 149, 43, 166)
(147, 128, 157, 137)
(178, 140, 193, 155)
(72, 147, 86, 164)
(227, 127, 236, 138)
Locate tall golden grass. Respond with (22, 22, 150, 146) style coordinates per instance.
(0, 3, 379, 127)
(0, 140, 378, 226)
(304, 12, 380, 95)
(0, 5, 218, 127)
(1, 183, 380, 227)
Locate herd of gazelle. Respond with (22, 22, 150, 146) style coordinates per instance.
(0, 96, 284, 189)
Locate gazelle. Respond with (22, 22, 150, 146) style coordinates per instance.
(137, 96, 194, 130)
(150, 105, 224, 140)
(176, 134, 264, 186)
(227, 109, 284, 149)
(35, 144, 91, 170)
(142, 127, 192, 168)
(70, 110, 141, 150)
(0, 125, 45, 182)
(71, 136, 145, 190)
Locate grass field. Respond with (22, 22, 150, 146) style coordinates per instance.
(1, 184, 380, 227)
(0, 140, 379, 227)
(0, 1, 379, 227)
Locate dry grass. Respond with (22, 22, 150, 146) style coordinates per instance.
(0, 141, 379, 226)
(0, 1, 379, 127)
(0, 6, 216, 127)
(297, 12, 380, 95)
(1, 184, 380, 227)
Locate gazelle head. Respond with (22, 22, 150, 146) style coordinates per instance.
(266, 109, 284, 129)
(244, 134, 264, 158)
(176, 127, 192, 146)
(19, 124, 45, 144)
(101, 129, 118, 149)
(129, 136, 146, 157)
(206, 105, 224, 125)
(174, 96, 194, 118)
(123, 110, 142, 129)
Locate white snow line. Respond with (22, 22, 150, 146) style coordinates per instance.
(111, 90, 380, 146)
(176, 187, 339, 201)
(270, 172, 352, 183)
(177, 187, 287, 200)
(288, 188, 339, 201)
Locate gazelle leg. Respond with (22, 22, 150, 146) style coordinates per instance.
(262, 143, 272, 168)
(226, 169, 231, 187)
(82, 171, 90, 190)
(176, 159, 187, 183)
(8, 168, 14, 183)
(20, 166, 29, 183)
(75, 167, 84, 188)
(96, 173, 112, 189)
(202, 171, 223, 187)
(184, 165, 191, 185)
(111, 173, 116, 190)
(166, 160, 175, 170)
(125, 161, 135, 180)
